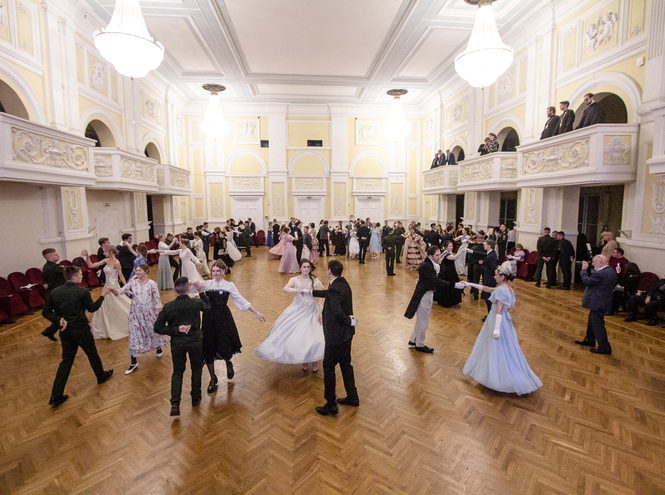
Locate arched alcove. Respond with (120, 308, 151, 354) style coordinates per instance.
(85, 119, 116, 147)
(229, 153, 264, 176)
(452, 145, 465, 162)
(497, 127, 520, 152)
(0, 80, 30, 120)
(144, 142, 162, 163)
(574, 92, 628, 126)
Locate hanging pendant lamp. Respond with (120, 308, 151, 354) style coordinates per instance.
(454, 0, 513, 88)
(199, 84, 231, 140)
(94, 0, 164, 79)
(383, 89, 412, 142)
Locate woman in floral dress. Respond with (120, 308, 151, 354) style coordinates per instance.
(118, 263, 169, 375)
(403, 226, 425, 270)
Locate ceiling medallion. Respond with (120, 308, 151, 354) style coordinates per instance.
(202, 84, 227, 95)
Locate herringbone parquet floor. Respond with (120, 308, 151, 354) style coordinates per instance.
(1, 248, 664, 494)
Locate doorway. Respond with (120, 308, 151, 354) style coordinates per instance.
(499, 191, 517, 227)
(294, 197, 324, 226)
(354, 197, 384, 225)
(231, 197, 263, 231)
(578, 185, 624, 249)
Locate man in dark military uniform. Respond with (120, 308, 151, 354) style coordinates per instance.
(534, 227, 558, 288)
(41, 248, 84, 341)
(154, 277, 210, 417)
(241, 221, 252, 257)
(382, 228, 398, 276)
(393, 221, 405, 264)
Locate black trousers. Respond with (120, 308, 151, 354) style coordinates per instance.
(170, 256, 180, 282)
(121, 266, 133, 285)
(358, 240, 369, 262)
(506, 242, 515, 253)
(534, 257, 557, 286)
(43, 290, 60, 338)
(323, 339, 357, 405)
(295, 240, 303, 261)
(584, 310, 611, 353)
(245, 240, 251, 257)
(627, 294, 664, 320)
(319, 238, 329, 256)
(498, 243, 507, 258)
(385, 249, 395, 275)
(395, 243, 403, 263)
(170, 338, 203, 404)
(559, 259, 572, 289)
(51, 325, 105, 398)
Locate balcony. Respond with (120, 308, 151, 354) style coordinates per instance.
(422, 165, 460, 195)
(456, 152, 518, 192)
(517, 124, 639, 187)
(0, 113, 95, 186)
(155, 164, 191, 195)
(91, 148, 159, 192)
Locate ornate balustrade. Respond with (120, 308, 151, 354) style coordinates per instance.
(457, 152, 518, 192)
(422, 165, 460, 195)
(91, 148, 159, 192)
(0, 113, 95, 186)
(155, 164, 191, 195)
(517, 124, 639, 187)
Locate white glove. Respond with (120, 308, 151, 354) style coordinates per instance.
(466, 282, 483, 290)
(454, 282, 466, 290)
(493, 314, 502, 340)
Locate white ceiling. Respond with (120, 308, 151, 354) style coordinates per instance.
(83, 0, 543, 106)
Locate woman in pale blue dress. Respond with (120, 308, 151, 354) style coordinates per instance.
(369, 223, 382, 258)
(461, 262, 542, 395)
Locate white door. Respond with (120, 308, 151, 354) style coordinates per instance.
(294, 197, 324, 226)
(355, 197, 383, 225)
(231, 197, 263, 230)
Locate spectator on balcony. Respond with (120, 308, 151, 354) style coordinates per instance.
(577, 93, 604, 129)
(478, 137, 490, 156)
(625, 275, 665, 326)
(600, 231, 619, 259)
(431, 150, 442, 169)
(443, 149, 456, 165)
(487, 133, 499, 153)
(540, 106, 560, 140)
(554, 101, 575, 135)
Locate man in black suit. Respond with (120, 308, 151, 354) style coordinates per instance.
(625, 276, 665, 326)
(431, 150, 442, 169)
(318, 221, 330, 256)
(404, 247, 452, 353)
(117, 233, 135, 283)
(311, 260, 358, 416)
(554, 101, 575, 135)
(534, 227, 557, 288)
(166, 234, 180, 282)
(479, 240, 498, 314)
(272, 219, 280, 245)
(444, 149, 456, 165)
(577, 93, 604, 129)
(292, 222, 303, 260)
(424, 223, 442, 250)
(556, 231, 575, 290)
(357, 220, 371, 264)
(575, 255, 617, 355)
(540, 106, 560, 140)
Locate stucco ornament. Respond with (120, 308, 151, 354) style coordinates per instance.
(585, 12, 617, 51)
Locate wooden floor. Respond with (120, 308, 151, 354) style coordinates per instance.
(1, 248, 665, 494)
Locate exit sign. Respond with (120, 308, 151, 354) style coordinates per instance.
(366, 196, 372, 199)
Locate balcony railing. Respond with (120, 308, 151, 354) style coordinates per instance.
(91, 148, 159, 192)
(156, 164, 191, 195)
(457, 152, 518, 192)
(422, 165, 459, 195)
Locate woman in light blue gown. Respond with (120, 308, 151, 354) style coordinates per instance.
(462, 261, 542, 395)
(369, 223, 382, 258)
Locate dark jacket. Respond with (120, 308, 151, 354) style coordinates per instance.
(154, 293, 210, 343)
(404, 258, 451, 319)
(649, 279, 665, 302)
(482, 250, 498, 287)
(577, 101, 604, 129)
(554, 109, 575, 135)
(42, 282, 105, 328)
(537, 235, 558, 258)
(558, 238, 575, 262)
(581, 266, 617, 312)
(42, 261, 66, 294)
(357, 226, 371, 245)
(303, 233, 312, 250)
(540, 114, 560, 139)
(444, 152, 456, 165)
(312, 277, 354, 345)
(424, 230, 442, 249)
(272, 223, 281, 240)
(318, 224, 329, 240)
(117, 244, 134, 271)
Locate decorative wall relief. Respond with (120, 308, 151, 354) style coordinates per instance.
(563, 27, 577, 71)
(500, 159, 518, 178)
(171, 170, 189, 188)
(390, 184, 402, 217)
(355, 120, 380, 145)
(75, 44, 85, 82)
(135, 193, 146, 224)
(603, 136, 631, 166)
(234, 119, 260, 145)
(647, 177, 665, 235)
(145, 98, 156, 120)
(627, 0, 646, 39)
(16, 2, 32, 54)
(497, 70, 514, 101)
(0, 0, 10, 42)
(231, 177, 261, 190)
(240, 123, 255, 139)
(522, 138, 589, 175)
(465, 192, 475, 220)
(585, 11, 617, 51)
(156, 169, 165, 185)
(173, 197, 180, 221)
(452, 104, 463, 124)
(64, 187, 81, 230)
(294, 178, 324, 191)
(94, 156, 112, 177)
(121, 158, 154, 181)
(450, 170, 458, 186)
(461, 161, 493, 182)
(175, 117, 183, 137)
(273, 183, 285, 217)
(334, 184, 344, 218)
(356, 179, 382, 191)
(12, 127, 89, 171)
(525, 188, 539, 224)
(431, 195, 438, 218)
(211, 192, 222, 218)
(424, 170, 445, 188)
(91, 62, 107, 92)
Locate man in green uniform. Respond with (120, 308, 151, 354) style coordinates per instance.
(382, 228, 397, 276)
(154, 277, 210, 417)
(241, 222, 252, 257)
(393, 221, 405, 264)
(41, 248, 83, 341)
(534, 227, 558, 288)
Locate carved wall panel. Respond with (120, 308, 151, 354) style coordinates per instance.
(424, 170, 445, 188)
(0, 0, 10, 42)
(121, 158, 154, 182)
(461, 161, 493, 182)
(272, 182, 285, 218)
(390, 184, 402, 217)
(627, 0, 646, 39)
(234, 118, 260, 145)
(356, 120, 380, 145)
(63, 187, 81, 230)
(171, 170, 189, 188)
(524, 188, 540, 225)
(355, 178, 383, 191)
(294, 178, 324, 191)
(89, 56, 107, 93)
(522, 138, 589, 175)
(602, 136, 631, 166)
(12, 127, 89, 171)
(210, 184, 223, 218)
(231, 177, 261, 190)
(156, 169, 165, 185)
(94, 156, 112, 177)
(75, 44, 85, 82)
(563, 27, 577, 71)
(497, 68, 515, 102)
(16, 2, 32, 54)
(646, 177, 665, 235)
(430, 195, 438, 218)
(582, 6, 619, 60)
(500, 159, 518, 178)
(450, 170, 458, 186)
(465, 192, 475, 220)
(425, 119, 433, 138)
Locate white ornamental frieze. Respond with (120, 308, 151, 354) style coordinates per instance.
(424, 170, 445, 188)
(171, 170, 189, 188)
(294, 178, 323, 191)
(461, 161, 493, 182)
(603, 136, 631, 166)
(94, 156, 113, 177)
(231, 177, 261, 190)
(273, 190, 284, 217)
(156, 170, 165, 185)
(334, 189, 344, 217)
(585, 12, 617, 51)
(500, 159, 517, 178)
(648, 177, 665, 235)
(12, 127, 89, 171)
(450, 170, 459, 186)
(356, 179, 382, 191)
(522, 138, 589, 175)
(121, 158, 154, 182)
(391, 191, 401, 216)
(526, 188, 538, 224)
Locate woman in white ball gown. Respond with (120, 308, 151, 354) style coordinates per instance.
(160, 237, 204, 291)
(255, 259, 325, 372)
(461, 261, 542, 395)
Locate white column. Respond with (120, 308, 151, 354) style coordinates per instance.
(266, 105, 288, 221)
(330, 105, 350, 221)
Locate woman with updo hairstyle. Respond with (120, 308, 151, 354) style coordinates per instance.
(461, 261, 542, 395)
(434, 240, 464, 308)
(269, 226, 288, 258)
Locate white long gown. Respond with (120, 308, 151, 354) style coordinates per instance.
(91, 265, 131, 340)
(255, 276, 325, 364)
(455, 236, 469, 276)
(348, 230, 360, 258)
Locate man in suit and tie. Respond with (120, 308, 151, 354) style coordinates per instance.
(556, 231, 575, 290)
(431, 150, 442, 169)
(479, 240, 498, 315)
(577, 93, 604, 129)
(272, 219, 281, 246)
(575, 255, 617, 355)
(554, 101, 575, 135)
(444, 149, 456, 165)
(357, 220, 371, 264)
(540, 106, 560, 140)
(310, 260, 358, 416)
(292, 222, 303, 260)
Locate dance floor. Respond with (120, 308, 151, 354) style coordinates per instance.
(1, 248, 664, 494)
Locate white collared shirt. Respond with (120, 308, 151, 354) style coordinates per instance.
(429, 257, 440, 275)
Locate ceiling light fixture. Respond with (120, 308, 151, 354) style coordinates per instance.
(93, 0, 164, 78)
(454, 0, 513, 88)
(199, 84, 231, 140)
(383, 89, 412, 142)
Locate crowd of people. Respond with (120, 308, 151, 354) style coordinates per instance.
(37, 217, 663, 415)
(540, 93, 604, 140)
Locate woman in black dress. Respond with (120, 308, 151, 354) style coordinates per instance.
(332, 227, 347, 256)
(435, 241, 464, 308)
(200, 261, 265, 392)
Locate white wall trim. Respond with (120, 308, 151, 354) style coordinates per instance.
(80, 105, 127, 149)
(287, 150, 330, 175)
(349, 151, 389, 177)
(225, 149, 268, 176)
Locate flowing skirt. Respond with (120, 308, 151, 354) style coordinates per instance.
(301, 245, 310, 261)
(269, 238, 285, 257)
(91, 294, 131, 340)
(267, 233, 275, 248)
(455, 246, 469, 276)
(278, 244, 300, 273)
(369, 234, 381, 253)
(463, 309, 542, 395)
(157, 254, 174, 290)
(255, 296, 324, 363)
(128, 307, 169, 356)
(349, 238, 360, 257)
(227, 242, 242, 262)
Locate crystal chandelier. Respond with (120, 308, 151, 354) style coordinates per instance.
(94, 0, 164, 78)
(383, 89, 412, 142)
(199, 84, 231, 140)
(454, 0, 513, 88)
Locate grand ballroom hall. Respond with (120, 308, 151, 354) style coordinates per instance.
(1, 0, 665, 493)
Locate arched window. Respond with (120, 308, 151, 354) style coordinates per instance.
(144, 142, 161, 163)
(497, 127, 520, 152)
(452, 145, 465, 162)
(84, 119, 116, 147)
(0, 80, 30, 120)
(575, 92, 628, 126)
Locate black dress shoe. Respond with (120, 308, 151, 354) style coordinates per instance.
(170, 403, 180, 416)
(408, 340, 416, 347)
(41, 330, 57, 341)
(336, 397, 359, 407)
(535, 283, 541, 288)
(388, 273, 396, 276)
(558, 287, 570, 290)
(396, 261, 402, 264)
(575, 340, 595, 347)
(590, 348, 611, 355)
(97, 369, 114, 384)
(624, 316, 637, 322)
(546, 286, 554, 289)
(226, 360, 234, 379)
(316, 404, 339, 416)
(207, 375, 218, 393)
(192, 397, 201, 407)
(49, 395, 69, 407)
(481, 317, 487, 322)
(415, 346, 434, 353)
(647, 319, 659, 326)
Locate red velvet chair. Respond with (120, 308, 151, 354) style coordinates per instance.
(0, 277, 29, 317)
(74, 257, 98, 288)
(0, 307, 8, 324)
(525, 250, 539, 281)
(147, 239, 159, 265)
(255, 230, 266, 246)
(26, 267, 47, 299)
(7, 272, 45, 310)
(508, 247, 516, 256)
(516, 249, 530, 279)
(60, 260, 72, 266)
